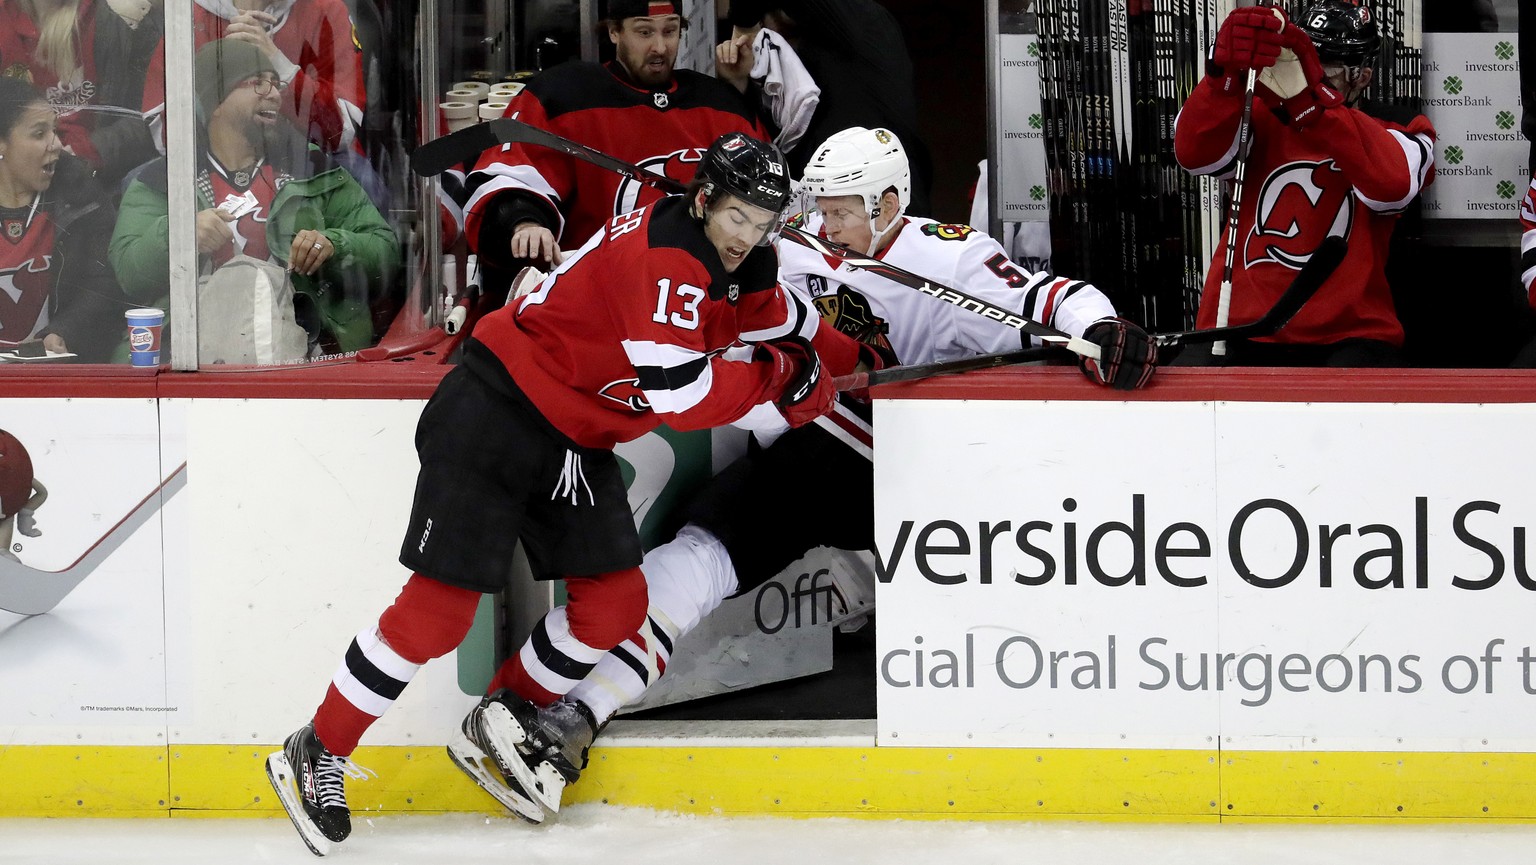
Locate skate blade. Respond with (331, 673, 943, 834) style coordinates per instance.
(480, 702, 566, 814)
(265, 752, 331, 857)
(446, 731, 546, 824)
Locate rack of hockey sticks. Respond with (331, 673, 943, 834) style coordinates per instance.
(1028, 0, 1419, 335)
(410, 119, 1343, 389)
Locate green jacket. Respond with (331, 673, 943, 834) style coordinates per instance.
(109, 133, 399, 353)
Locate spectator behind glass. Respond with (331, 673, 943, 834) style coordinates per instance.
(1172, 1, 1434, 367)
(139, 0, 364, 154)
(0, 77, 126, 361)
(0, 0, 105, 163)
(720, 0, 934, 217)
(109, 38, 396, 358)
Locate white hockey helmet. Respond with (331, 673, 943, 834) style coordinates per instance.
(799, 126, 911, 225)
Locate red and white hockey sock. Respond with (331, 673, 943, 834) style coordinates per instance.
(492, 566, 646, 706)
(313, 573, 479, 755)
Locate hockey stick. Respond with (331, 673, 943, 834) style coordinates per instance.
(835, 233, 1342, 392)
(409, 118, 1104, 361)
(0, 462, 187, 617)
(1211, 1, 1280, 356)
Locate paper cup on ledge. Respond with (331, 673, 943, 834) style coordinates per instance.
(440, 101, 476, 132)
(451, 81, 490, 100)
(125, 307, 164, 367)
(479, 102, 509, 121)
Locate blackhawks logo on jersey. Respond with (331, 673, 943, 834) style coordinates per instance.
(920, 223, 976, 242)
(812, 286, 894, 360)
(1244, 159, 1355, 271)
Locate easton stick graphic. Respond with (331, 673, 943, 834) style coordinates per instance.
(832, 233, 1342, 393)
(412, 119, 1104, 361)
(0, 462, 188, 616)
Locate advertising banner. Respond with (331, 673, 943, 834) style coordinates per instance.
(0, 399, 186, 734)
(1420, 33, 1527, 219)
(876, 398, 1536, 752)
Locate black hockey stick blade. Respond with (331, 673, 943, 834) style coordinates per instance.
(1154, 235, 1345, 348)
(834, 346, 1064, 393)
(410, 122, 506, 176)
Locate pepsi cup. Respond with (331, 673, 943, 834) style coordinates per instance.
(125, 308, 164, 367)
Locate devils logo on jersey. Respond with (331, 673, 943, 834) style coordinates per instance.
(614, 147, 705, 218)
(1244, 160, 1354, 271)
(0, 254, 53, 346)
(599, 378, 651, 412)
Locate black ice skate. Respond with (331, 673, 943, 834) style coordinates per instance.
(265, 723, 374, 857)
(447, 702, 546, 824)
(456, 690, 599, 816)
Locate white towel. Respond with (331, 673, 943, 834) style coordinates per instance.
(750, 28, 820, 153)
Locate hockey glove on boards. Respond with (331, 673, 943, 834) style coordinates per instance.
(1209, 6, 1285, 94)
(1257, 23, 1343, 126)
(755, 336, 836, 427)
(1078, 318, 1158, 391)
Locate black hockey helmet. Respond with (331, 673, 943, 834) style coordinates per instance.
(692, 133, 793, 244)
(1298, 0, 1382, 68)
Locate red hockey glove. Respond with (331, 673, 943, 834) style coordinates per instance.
(1077, 318, 1158, 391)
(1208, 6, 1286, 95)
(1258, 23, 1343, 126)
(756, 336, 836, 427)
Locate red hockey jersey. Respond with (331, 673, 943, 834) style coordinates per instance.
(470, 197, 836, 450)
(142, 0, 363, 153)
(0, 208, 57, 347)
(1175, 78, 1434, 346)
(464, 61, 765, 253)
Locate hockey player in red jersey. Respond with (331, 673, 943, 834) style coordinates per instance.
(1174, 0, 1434, 366)
(466, 126, 1160, 819)
(463, 0, 768, 288)
(264, 133, 865, 854)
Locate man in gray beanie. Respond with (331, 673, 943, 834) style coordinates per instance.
(110, 37, 399, 358)
(194, 36, 278, 121)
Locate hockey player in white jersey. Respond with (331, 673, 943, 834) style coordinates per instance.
(462, 127, 1158, 819)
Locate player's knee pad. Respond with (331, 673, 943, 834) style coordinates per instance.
(643, 524, 738, 638)
(564, 566, 647, 651)
(378, 572, 481, 664)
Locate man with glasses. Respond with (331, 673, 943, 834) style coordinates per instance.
(463, 0, 769, 297)
(1173, 0, 1435, 367)
(110, 38, 397, 358)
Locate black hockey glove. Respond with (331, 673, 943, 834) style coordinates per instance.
(755, 336, 836, 427)
(1078, 318, 1158, 390)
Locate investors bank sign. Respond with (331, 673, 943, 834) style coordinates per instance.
(873, 397, 1536, 752)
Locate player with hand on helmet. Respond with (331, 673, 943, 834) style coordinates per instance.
(264, 133, 871, 852)
(1174, 0, 1435, 367)
(495, 125, 1159, 818)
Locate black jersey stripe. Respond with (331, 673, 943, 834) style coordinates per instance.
(344, 638, 409, 700)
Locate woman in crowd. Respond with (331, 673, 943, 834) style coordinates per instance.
(0, 77, 125, 361)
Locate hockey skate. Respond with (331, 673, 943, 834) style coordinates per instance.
(447, 710, 546, 824)
(457, 690, 599, 816)
(265, 723, 374, 857)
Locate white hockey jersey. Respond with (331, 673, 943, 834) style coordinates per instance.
(777, 214, 1116, 366)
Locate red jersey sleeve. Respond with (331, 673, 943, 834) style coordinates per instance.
(615, 252, 785, 432)
(464, 91, 575, 245)
(1294, 109, 1435, 214)
(1174, 75, 1248, 179)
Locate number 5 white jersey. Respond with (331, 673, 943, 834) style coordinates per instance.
(776, 213, 1117, 366)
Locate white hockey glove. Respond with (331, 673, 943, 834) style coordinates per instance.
(16, 508, 40, 538)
